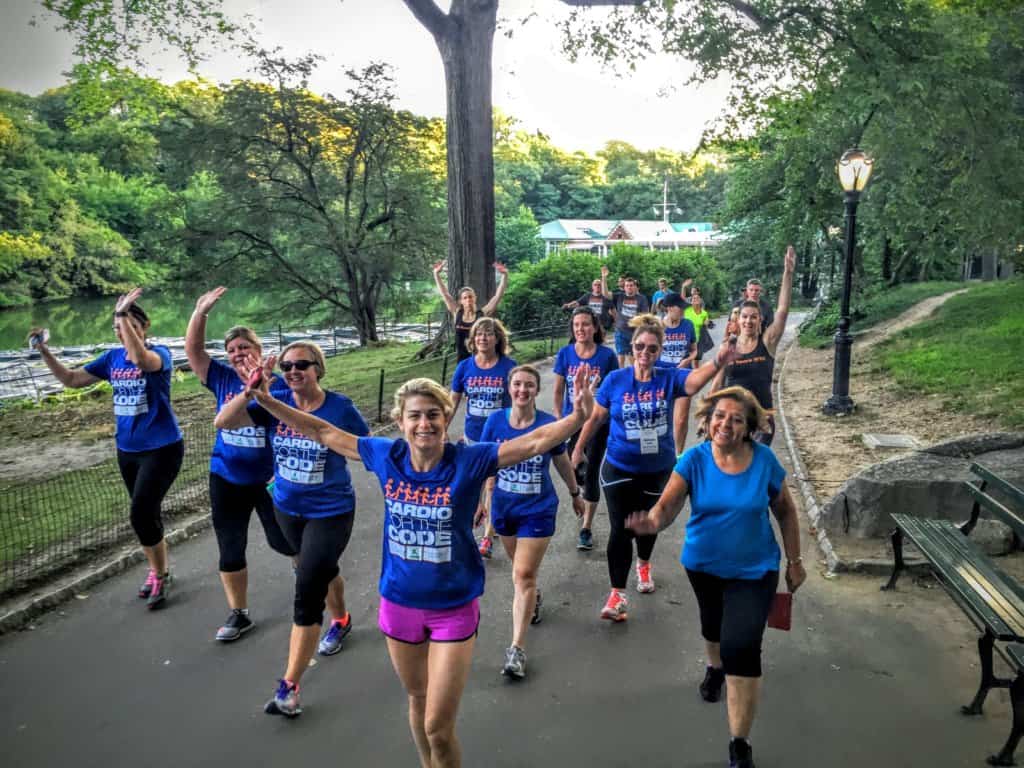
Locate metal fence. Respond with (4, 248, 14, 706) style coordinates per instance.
(0, 321, 567, 601)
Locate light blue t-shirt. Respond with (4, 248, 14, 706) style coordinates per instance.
(250, 390, 370, 518)
(676, 441, 786, 579)
(357, 437, 500, 610)
(450, 355, 517, 442)
(595, 366, 690, 473)
(552, 343, 619, 416)
(84, 346, 182, 452)
(480, 409, 565, 520)
(657, 319, 697, 368)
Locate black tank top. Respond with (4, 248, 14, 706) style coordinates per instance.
(724, 336, 775, 409)
(454, 309, 483, 361)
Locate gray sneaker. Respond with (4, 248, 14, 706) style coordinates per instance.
(264, 679, 301, 718)
(216, 609, 255, 642)
(502, 645, 527, 679)
(577, 528, 594, 551)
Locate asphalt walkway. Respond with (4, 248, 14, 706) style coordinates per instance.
(0, 317, 1010, 767)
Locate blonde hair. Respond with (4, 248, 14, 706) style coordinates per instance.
(695, 386, 772, 441)
(224, 325, 262, 352)
(467, 316, 510, 356)
(628, 313, 665, 347)
(391, 377, 455, 422)
(509, 364, 541, 389)
(279, 340, 326, 380)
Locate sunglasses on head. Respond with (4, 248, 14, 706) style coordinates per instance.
(280, 360, 317, 372)
(632, 342, 660, 354)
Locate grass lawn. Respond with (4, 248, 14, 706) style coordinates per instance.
(800, 280, 963, 348)
(873, 279, 1024, 429)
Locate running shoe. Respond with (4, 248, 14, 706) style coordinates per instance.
(264, 679, 301, 718)
(729, 737, 755, 768)
(577, 528, 594, 551)
(636, 561, 656, 593)
(216, 609, 254, 642)
(478, 536, 494, 559)
(318, 613, 352, 656)
(531, 589, 543, 626)
(138, 568, 157, 598)
(600, 590, 628, 622)
(700, 665, 726, 703)
(147, 572, 169, 609)
(502, 645, 527, 679)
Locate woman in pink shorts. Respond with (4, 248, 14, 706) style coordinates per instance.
(244, 364, 595, 768)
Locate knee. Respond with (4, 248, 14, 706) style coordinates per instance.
(720, 636, 763, 678)
(513, 565, 538, 590)
(293, 564, 337, 626)
(130, 502, 163, 547)
(424, 714, 455, 752)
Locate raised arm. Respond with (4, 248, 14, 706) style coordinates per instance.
(770, 483, 806, 592)
(481, 262, 508, 316)
(432, 261, 458, 315)
(680, 277, 693, 298)
(600, 264, 612, 299)
(763, 245, 795, 353)
(185, 287, 226, 384)
(683, 339, 740, 397)
(116, 289, 164, 372)
(498, 366, 593, 468)
(626, 472, 691, 535)
(552, 374, 566, 420)
(32, 333, 100, 389)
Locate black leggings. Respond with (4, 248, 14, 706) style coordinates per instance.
(275, 511, 355, 627)
(568, 422, 609, 504)
(686, 568, 779, 678)
(116, 440, 184, 547)
(600, 462, 672, 589)
(209, 473, 296, 572)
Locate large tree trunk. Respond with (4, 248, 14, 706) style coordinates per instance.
(404, 0, 498, 306)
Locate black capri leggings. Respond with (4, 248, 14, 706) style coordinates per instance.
(116, 440, 185, 547)
(685, 568, 779, 678)
(600, 462, 672, 589)
(275, 511, 355, 627)
(209, 473, 296, 572)
(568, 422, 610, 504)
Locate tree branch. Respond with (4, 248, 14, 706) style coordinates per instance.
(402, 0, 450, 40)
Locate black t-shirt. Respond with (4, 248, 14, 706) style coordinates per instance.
(724, 336, 775, 409)
(577, 293, 615, 327)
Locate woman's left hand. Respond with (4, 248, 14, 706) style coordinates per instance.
(242, 354, 275, 399)
(115, 287, 144, 314)
(473, 504, 488, 528)
(571, 495, 585, 520)
(493, 261, 508, 275)
(571, 364, 595, 420)
(786, 560, 807, 593)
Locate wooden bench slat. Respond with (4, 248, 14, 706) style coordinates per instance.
(973, 462, 1024, 510)
(1003, 643, 1024, 673)
(966, 481, 1024, 540)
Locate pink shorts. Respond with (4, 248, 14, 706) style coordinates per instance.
(378, 597, 480, 644)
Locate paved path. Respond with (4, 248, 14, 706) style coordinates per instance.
(0, 317, 1010, 767)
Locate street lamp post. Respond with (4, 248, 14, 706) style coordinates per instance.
(823, 148, 874, 416)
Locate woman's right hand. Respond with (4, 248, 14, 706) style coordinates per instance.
(195, 286, 227, 316)
(115, 287, 144, 315)
(432, 260, 445, 275)
(27, 327, 49, 350)
(242, 354, 275, 400)
(625, 510, 659, 535)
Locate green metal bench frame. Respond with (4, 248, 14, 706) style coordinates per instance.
(881, 463, 1024, 766)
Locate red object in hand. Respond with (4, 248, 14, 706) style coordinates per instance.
(247, 367, 263, 389)
(767, 592, 792, 631)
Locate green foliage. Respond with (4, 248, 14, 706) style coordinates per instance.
(495, 206, 544, 267)
(876, 280, 1024, 428)
(603, 245, 728, 308)
(799, 280, 964, 348)
(502, 252, 605, 331)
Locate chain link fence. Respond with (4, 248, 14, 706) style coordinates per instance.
(0, 320, 567, 601)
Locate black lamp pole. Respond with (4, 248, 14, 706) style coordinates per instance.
(823, 190, 860, 415)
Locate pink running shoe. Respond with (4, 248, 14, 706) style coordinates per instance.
(600, 590, 628, 622)
(138, 568, 157, 599)
(478, 536, 494, 559)
(636, 561, 655, 593)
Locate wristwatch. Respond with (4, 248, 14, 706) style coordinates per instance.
(570, 489, 581, 498)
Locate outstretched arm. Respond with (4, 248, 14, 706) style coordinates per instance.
(763, 245, 795, 353)
(570, 402, 609, 467)
(683, 339, 740, 397)
(185, 287, 225, 385)
(626, 473, 690, 535)
(432, 261, 458, 315)
(481, 262, 508, 316)
(33, 335, 100, 389)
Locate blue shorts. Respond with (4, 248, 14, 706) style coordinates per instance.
(614, 329, 632, 356)
(491, 502, 557, 538)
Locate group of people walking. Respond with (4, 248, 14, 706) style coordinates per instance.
(28, 247, 801, 768)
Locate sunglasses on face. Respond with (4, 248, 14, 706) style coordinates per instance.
(280, 360, 317, 372)
(632, 342, 660, 354)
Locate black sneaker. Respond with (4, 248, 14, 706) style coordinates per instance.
(531, 589, 543, 625)
(699, 665, 725, 702)
(216, 609, 255, 642)
(729, 738, 755, 768)
(577, 528, 594, 551)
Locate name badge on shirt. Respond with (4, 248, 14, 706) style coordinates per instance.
(640, 428, 659, 454)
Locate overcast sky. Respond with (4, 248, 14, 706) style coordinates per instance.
(0, 0, 731, 153)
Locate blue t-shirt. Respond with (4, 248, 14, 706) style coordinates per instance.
(357, 438, 500, 610)
(552, 343, 619, 416)
(205, 359, 291, 486)
(250, 390, 370, 518)
(657, 319, 697, 368)
(450, 355, 517, 442)
(652, 289, 669, 310)
(595, 366, 690, 473)
(84, 346, 182, 453)
(676, 441, 786, 579)
(480, 409, 565, 520)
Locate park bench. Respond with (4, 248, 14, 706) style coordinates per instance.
(882, 462, 1024, 766)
